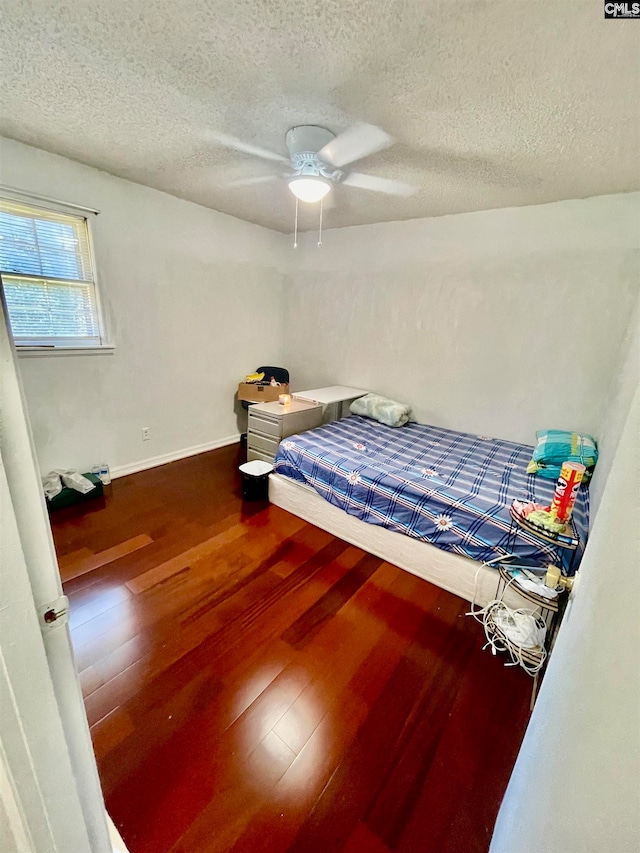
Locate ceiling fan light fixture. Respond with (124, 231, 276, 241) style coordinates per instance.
(288, 176, 331, 203)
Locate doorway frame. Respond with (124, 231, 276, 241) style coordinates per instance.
(0, 290, 119, 851)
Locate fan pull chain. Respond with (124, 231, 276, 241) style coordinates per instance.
(293, 197, 299, 248)
(318, 198, 323, 247)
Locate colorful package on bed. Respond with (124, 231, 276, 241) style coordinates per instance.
(527, 430, 598, 481)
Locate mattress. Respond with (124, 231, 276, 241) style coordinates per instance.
(274, 416, 589, 566)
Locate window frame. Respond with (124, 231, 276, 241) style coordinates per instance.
(0, 193, 112, 355)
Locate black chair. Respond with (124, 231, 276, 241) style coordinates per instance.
(241, 366, 290, 412)
(257, 366, 290, 386)
(240, 367, 290, 449)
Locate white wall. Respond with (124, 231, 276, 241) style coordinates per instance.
(2, 136, 638, 480)
(285, 193, 639, 446)
(490, 382, 640, 853)
(0, 137, 288, 475)
(589, 298, 639, 516)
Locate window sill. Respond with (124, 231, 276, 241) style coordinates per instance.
(16, 345, 115, 358)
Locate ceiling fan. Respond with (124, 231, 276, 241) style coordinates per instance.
(207, 124, 417, 204)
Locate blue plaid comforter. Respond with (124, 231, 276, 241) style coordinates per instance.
(274, 417, 589, 566)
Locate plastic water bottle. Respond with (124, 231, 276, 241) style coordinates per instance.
(99, 463, 111, 486)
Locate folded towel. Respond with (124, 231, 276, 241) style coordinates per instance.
(350, 393, 411, 428)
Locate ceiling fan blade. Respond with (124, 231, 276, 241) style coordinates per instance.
(321, 191, 336, 210)
(205, 130, 289, 164)
(225, 174, 281, 188)
(342, 172, 416, 197)
(319, 124, 392, 168)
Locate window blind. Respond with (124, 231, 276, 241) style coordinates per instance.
(0, 198, 102, 346)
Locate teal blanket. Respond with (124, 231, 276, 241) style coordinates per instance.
(527, 429, 598, 480)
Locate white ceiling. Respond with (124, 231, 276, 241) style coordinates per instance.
(1, 1, 638, 233)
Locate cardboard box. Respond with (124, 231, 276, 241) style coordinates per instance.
(238, 382, 290, 404)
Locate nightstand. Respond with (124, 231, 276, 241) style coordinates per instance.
(247, 399, 323, 464)
(292, 385, 368, 422)
(492, 563, 569, 709)
(505, 504, 580, 576)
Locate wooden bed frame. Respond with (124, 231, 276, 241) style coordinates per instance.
(269, 472, 521, 608)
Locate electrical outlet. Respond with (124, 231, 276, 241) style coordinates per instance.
(142, 427, 150, 441)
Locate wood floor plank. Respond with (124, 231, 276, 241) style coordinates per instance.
(394, 637, 518, 853)
(226, 570, 444, 853)
(286, 592, 471, 853)
(84, 535, 352, 732)
(49, 443, 531, 853)
(90, 706, 135, 761)
(78, 665, 103, 697)
(342, 823, 391, 853)
(69, 584, 132, 630)
(72, 528, 330, 684)
(71, 519, 282, 661)
(60, 534, 153, 582)
(281, 552, 384, 649)
(125, 523, 247, 593)
(63, 524, 194, 599)
(227, 686, 369, 853)
(65, 514, 238, 595)
(58, 546, 93, 569)
(105, 661, 310, 852)
(364, 605, 476, 847)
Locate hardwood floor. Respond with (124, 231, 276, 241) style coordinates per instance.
(51, 444, 531, 853)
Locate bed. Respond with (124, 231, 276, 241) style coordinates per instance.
(269, 417, 589, 607)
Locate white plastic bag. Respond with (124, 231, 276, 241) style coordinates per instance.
(42, 472, 63, 501)
(55, 469, 96, 495)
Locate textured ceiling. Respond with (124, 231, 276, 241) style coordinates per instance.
(1, 0, 639, 233)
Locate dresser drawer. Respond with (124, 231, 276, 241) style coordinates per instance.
(248, 410, 281, 438)
(248, 430, 280, 456)
(280, 406, 323, 438)
(247, 446, 276, 464)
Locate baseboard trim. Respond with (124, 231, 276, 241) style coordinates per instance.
(110, 434, 241, 480)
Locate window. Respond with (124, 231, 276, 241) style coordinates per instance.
(0, 198, 105, 349)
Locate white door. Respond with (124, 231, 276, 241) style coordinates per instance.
(0, 293, 112, 851)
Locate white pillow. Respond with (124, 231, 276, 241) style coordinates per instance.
(350, 393, 412, 428)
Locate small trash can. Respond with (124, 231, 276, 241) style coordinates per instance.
(239, 459, 274, 501)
